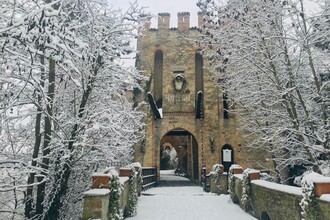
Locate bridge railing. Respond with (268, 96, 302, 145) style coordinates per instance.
(227, 164, 330, 220)
(141, 167, 157, 191)
(82, 165, 158, 220)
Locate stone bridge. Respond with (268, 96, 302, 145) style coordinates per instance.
(82, 164, 330, 220)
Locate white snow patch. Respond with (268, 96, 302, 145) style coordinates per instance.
(158, 108, 163, 118)
(128, 186, 256, 220)
(320, 194, 330, 202)
(234, 174, 243, 180)
(119, 176, 129, 184)
(303, 172, 330, 184)
(83, 189, 110, 196)
(252, 180, 302, 196)
(92, 173, 112, 178)
(160, 169, 176, 175)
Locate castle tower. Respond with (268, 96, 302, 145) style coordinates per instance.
(134, 12, 274, 183)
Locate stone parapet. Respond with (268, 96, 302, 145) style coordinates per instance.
(82, 189, 110, 220)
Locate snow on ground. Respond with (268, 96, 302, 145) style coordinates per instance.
(128, 170, 256, 220)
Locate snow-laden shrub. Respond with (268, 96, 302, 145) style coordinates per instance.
(132, 162, 143, 196)
(210, 164, 224, 193)
(241, 169, 251, 211)
(124, 165, 139, 217)
(299, 172, 322, 220)
(108, 169, 123, 220)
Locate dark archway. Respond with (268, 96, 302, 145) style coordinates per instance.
(160, 129, 199, 180)
(221, 144, 234, 172)
(261, 211, 271, 220)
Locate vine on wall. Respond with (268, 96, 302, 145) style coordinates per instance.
(299, 172, 321, 220)
(108, 170, 123, 220)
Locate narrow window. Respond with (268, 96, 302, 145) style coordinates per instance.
(223, 93, 229, 119)
(195, 51, 204, 97)
(154, 50, 163, 108)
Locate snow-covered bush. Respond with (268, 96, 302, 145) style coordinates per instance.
(210, 164, 224, 193)
(241, 169, 252, 211)
(124, 166, 139, 217)
(299, 172, 322, 220)
(132, 162, 143, 196)
(108, 170, 123, 220)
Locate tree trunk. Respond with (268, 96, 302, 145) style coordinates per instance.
(43, 73, 96, 220)
(25, 55, 45, 219)
(36, 59, 55, 217)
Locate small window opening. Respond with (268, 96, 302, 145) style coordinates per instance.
(223, 93, 229, 119)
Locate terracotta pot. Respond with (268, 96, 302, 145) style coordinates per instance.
(248, 172, 260, 181)
(119, 168, 131, 177)
(313, 182, 330, 197)
(92, 175, 111, 189)
(232, 167, 243, 174)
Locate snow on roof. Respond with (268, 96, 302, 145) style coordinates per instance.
(83, 189, 110, 196)
(251, 180, 302, 196)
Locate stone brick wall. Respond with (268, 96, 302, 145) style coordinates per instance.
(135, 12, 275, 181)
(250, 182, 302, 220)
(82, 167, 142, 220)
(230, 171, 330, 220)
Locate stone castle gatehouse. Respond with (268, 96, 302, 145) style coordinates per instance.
(134, 12, 274, 182)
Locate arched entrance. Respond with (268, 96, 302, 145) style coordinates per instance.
(261, 211, 271, 220)
(160, 129, 199, 180)
(221, 144, 234, 172)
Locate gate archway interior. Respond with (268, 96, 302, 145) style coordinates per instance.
(221, 144, 234, 173)
(160, 129, 198, 180)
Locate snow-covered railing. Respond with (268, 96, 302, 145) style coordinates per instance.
(82, 164, 143, 220)
(229, 164, 330, 220)
(207, 164, 228, 194)
(141, 167, 157, 190)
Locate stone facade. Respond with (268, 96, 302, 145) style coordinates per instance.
(134, 12, 274, 182)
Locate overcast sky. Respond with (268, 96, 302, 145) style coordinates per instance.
(109, 0, 321, 29)
(110, 0, 201, 28)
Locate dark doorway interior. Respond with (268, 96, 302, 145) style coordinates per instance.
(160, 129, 199, 181)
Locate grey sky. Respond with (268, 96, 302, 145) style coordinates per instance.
(110, 0, 200, 28)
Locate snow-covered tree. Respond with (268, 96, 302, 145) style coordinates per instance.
(197, 0, 330, 183)
(0, 0, 147, 219)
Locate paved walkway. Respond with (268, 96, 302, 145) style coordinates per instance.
(127, 170, 256, 220)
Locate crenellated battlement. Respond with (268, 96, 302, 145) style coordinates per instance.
(152, 12, 204, 31)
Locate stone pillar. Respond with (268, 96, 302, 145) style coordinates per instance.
(210, 173, 228, 194)
(158, 13, 170, 29)
(82, 189, 110, 220)
(178, 12, 190, 31)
